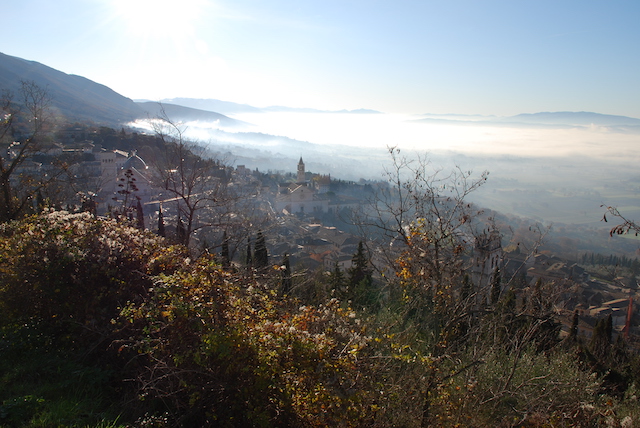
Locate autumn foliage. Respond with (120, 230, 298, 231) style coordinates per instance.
(1, 211, 639, 427)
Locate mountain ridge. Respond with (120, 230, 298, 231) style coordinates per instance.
(0, 51, 143, 125)
(2, 52, 638, 128)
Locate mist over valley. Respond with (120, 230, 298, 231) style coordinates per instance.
(1, 49, 639, 255)
(131, 101, 640, 238)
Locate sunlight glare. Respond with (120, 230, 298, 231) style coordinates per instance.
(111, 0, 204, 38)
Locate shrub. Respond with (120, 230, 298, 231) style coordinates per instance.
(0, 211, 181, 348)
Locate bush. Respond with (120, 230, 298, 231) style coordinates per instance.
(0, 211, 181, 349)
(121, 256, 374, 427)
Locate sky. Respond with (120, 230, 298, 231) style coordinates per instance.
(2, 0, 640, 117)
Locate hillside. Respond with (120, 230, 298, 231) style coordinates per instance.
(0, 52, 245, 127)
(0, 52, 143, 125)
(136, 101, 248, 128)
(158, 97, 382, 115)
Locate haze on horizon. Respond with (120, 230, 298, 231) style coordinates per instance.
(3, 0, 640, 230)
(2, 0, 640, 118)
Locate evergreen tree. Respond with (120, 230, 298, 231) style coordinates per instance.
(490, 267, 502, 305)
(254, 230, 268, 269)
(157, 204, 165, 237)
(591, 317, 611, 358)
(329, 261, 346, 298)
(568, 310, 579, 342)
(530, 278, 542, 314)
(221, 231, 230, 268)
(280, 253, 292, 295)
(348, 241, 371, 287)
(136, 199, 145, 230)
(176, 215, 186, 245)
(246, 237, 253, 267)
(348, 241, 375, 309)
(605, 313, 613, 344)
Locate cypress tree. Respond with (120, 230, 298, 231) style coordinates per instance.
(605, 314, 613, 344)
(591, 319, 603, 355)
(136, 199, 145, 230)
(280, 253, 292, 295)
(246, 237, 253, 267)
(254, 230, 268, 269)
(348, 241, 374, 309)
(568, 310, 579, 342)
(348, 241, 371, 287)
(221, 231, 230, 268)
(329, 261, 346, 298)
(501, 289, 516, 313)
(490, 267, 502, 305)
(531, 278, 542, 313)
(176, 215, 186, 245)
(157, 204, 165, 237)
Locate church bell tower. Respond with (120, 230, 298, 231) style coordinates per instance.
(297, 157, 306, 183)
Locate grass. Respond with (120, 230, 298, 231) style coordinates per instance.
(0, 324, 127, 428)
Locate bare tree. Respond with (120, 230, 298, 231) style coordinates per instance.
(0, 81, 68, 222)
(357, 146, 489, 291)
(150, 109, 261, 251)
(353, 147, 495, 425)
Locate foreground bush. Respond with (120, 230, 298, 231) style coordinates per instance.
(120, 257, 375, 426)
(0, 211, 187, 348)
(1, 212, 639, 427)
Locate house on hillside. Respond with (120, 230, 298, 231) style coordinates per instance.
(275, 184, 329, 215)
(95, 149, 156, 214)
(470, 229, 503, 302)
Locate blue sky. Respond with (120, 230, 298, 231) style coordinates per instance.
(2, 0, 639, 116)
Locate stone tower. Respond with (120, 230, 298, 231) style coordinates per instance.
(297, 157, 305, 183)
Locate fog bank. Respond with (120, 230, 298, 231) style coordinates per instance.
(131, 111, 640, 228)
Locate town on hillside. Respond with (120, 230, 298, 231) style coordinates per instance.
(4, 123, 639, 350)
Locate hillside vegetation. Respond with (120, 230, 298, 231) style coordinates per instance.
(0, 209, 639, 427)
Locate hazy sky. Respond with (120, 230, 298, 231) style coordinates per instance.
(3, 0, 639, 116)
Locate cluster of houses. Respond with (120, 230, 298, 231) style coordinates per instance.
(503, 249, 637, 345)
(9, 131, 640, 346)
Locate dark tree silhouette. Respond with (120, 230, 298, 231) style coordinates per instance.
(221, 231, 230, 269)
(329, 261, 346, 298)
(246, 237, 252, 267)
(136, 199, 145, 230)
(254, 230, 268, 269)
(157, 204, 166, 237)
(491, 267, 502, 305)
(280, 253, 292, 295)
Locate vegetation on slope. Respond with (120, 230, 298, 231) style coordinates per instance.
(0, 208, 639, 427)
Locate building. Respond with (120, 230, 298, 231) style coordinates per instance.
(470, 229, 504, 303)
(275, 184, 329, 215)
(95, 149, 156, 213)
(297, 157, 306, 183)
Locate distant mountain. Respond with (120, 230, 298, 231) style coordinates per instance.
(136, 102, 249, 128)
(159, 97, 381, 115)
(262, 106, 381, 114)
(412, 111, 640, 129)
(500, 111, 640, 127)
(0, 52, 143, 125)
(156, 98, 262, 115)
